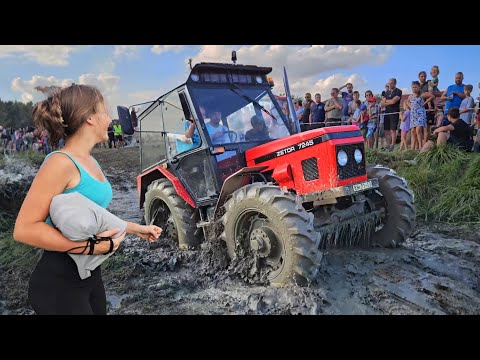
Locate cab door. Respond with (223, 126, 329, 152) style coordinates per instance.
(161, 89, 217, 203)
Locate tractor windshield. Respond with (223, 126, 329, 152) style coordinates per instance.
(189, 86, 292, 144)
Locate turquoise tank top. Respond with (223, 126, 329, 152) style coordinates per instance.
(45, 151, 113, 225)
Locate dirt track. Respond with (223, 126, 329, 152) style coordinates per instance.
(95, 147, 480, 315)
(1, 147, 479, 315)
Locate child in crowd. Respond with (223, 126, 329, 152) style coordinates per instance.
(459, 84, 474, 125)
(349, 99, 362, 126)
(358, 103, 369, 141)
(428, 65, 440, 93)
(409, 81, 429, 150)
(399, 106, 411, 151)
(366, 97, 378, 149)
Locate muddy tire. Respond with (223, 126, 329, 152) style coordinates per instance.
(144, 178, 202, 250)
(221, 183, 322, 287)
(367, 165, 416, 247)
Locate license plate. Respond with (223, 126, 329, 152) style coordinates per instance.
(352, 180, 373, 192)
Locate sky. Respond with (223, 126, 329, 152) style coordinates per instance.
(1, 45, 479, 117)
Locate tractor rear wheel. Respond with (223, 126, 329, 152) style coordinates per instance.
(144, 178, 202, 250)
(221, 183, 322, 286)
(367, 165, 416, 247)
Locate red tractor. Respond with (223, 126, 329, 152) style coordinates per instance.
(117, 61, 415, 286)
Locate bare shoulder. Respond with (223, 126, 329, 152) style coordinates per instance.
(40, 152, 76, 170)
(36, 153, 77, 184)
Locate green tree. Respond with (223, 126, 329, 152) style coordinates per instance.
(0, 99, 34, 128)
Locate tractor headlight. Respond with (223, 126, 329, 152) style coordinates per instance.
(337, 150, 348, 166)
(354, 148, 363, 163)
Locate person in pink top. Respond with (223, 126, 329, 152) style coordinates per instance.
(399, 106, 411, 151)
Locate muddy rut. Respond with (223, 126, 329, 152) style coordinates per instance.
(2, 147, 479, 315)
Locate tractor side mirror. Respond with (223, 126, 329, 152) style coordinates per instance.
(117, 106, 135, 135)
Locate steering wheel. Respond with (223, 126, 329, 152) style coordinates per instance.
(225, 130, 238, 143)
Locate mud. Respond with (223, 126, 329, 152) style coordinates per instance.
(0, 155, 37, 231)
(1, 147, 479, 315)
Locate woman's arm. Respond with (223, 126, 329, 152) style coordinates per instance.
(126, 222, 162, 242)
(13, 154, 114, 254)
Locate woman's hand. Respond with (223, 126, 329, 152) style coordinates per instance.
(135, 225, 162, 242)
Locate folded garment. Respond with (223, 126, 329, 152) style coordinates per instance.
(49, 192, 127, 279)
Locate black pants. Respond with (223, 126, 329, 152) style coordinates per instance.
(28, 251, 106, 315)
(108, 134, 115, 148)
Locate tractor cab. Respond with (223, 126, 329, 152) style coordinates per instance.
(118, 62, 294, 207)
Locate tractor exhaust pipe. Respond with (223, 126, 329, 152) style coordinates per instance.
(283, 66, 301, 134)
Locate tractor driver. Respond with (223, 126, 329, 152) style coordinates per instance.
(185, 106, 231, 145)
(205, 108, 231, 145)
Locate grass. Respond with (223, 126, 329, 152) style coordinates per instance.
(367, 144, 480, 224)
(0, 222, 42, 311)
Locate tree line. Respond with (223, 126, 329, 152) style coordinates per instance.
(0, 99, 34, 128)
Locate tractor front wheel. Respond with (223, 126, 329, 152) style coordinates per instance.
(367, 165, 416, 247)
(221, 183, 322, 286)
(144, 178, 202, 250)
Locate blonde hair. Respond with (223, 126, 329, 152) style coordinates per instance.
(430, 65, 440, 75)
(32, 84, 104, 146)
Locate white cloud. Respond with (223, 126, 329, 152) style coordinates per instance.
(290, 73, 369, 100)
(11, 73, 120, 113)
(151, 45, 185, 55)
(113, 45, 140, 58)
(0, 45, 79, 66)
(11, 76, 75, 103)
(191, 45, 392, 77)
(127, 90, 163, 105)
(189, 45, 394, 96)
(78, 73, 119, 94)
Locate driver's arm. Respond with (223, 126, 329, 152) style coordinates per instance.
(185, 119, 196, 139)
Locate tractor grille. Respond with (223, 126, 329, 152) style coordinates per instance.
(302, 157, 319, 181)
(336, 144, 366, 180)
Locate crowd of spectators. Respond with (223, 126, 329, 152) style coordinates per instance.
(293, 67, 479, 153)
(0, 120, 132, 154)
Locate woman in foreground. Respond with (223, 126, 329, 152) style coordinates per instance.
(14, 84, 162, 315)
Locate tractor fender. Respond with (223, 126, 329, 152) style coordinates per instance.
(213, 165, 268, 219)
(137, 166, 196, 209)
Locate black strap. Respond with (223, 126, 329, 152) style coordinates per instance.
(65, 235, 114, 255)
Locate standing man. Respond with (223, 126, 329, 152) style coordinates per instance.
(309, 93, 326, 124)
(113, 120, 124, 148)
(381, 78, 402, 151)
(440, 72, 466, 126)
(418, 71, 429, 92)
(339, 82, 354, 125)
(299, 93, 314, 124)
(324, 88, 343, 126)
